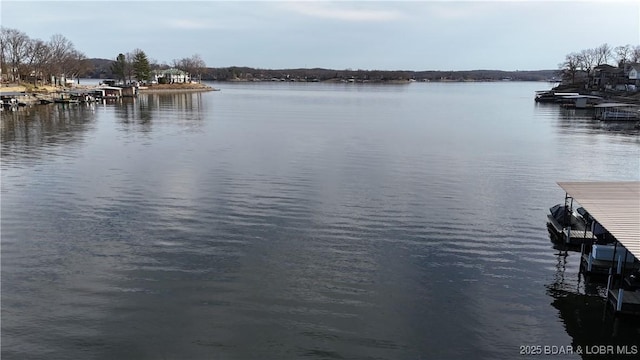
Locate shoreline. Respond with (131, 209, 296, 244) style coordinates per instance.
(0, 83, 219, 95)
(139, 87, 219, 93)
(551, 84, 640, 106)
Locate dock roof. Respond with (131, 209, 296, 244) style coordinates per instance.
(560, 95, 602, 99)
(558, 182, 640, 260)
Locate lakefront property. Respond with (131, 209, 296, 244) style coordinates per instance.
(535, 53, 640, 121)
(151, 68, 190, 84)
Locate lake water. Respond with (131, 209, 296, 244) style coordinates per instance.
(2, 82, 639, 359)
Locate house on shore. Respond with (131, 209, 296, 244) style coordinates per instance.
(152, 68, 190, 84)
(574, 63, 640, 93)
(588, 64, 622, 90)
(625, 63, 640, 88)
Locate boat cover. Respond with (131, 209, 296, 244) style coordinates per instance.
(549, 204, 569, 224)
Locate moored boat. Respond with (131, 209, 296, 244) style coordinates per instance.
(547, 203, 598, 246)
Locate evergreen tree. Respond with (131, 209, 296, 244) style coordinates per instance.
(132, 49, 150, 82)
(111, 53, 126, 83)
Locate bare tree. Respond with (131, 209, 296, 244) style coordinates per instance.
(24, 38, 51, 86)
(189, 54, 206, 82)
(173, 54, 207, 82)
(48, 34, 75, 85)
(2, 27, 30, 82)
(148, 57, 162, 70)
(615, 44, 632, 66)
(66, 49, 90, 83)
(577, 48, 596, 72)
(172, 58, 190, 80)
(631, 45, 640, 63)
(0, 28, 8, 81)
(594, 43, 612, 66)
(559, 53, 580, 84)
(125, 52, 135, 83)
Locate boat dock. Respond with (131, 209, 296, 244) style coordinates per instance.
(580, 247, 639, 275)
(607, 289, 640, 315)
(561, 227, 595, 245)
(1, 91, 36, 107)
(555, 181, 640, 316)
(593, 103, 640, 121)
(535, 90, 640, 125)
(546, 213, 595, 245)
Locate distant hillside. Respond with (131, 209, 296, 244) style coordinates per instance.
(200, 67, 559, 82)
(87, 58, 116, 78)
(87, 58, 558, 82)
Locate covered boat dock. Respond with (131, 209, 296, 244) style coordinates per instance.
(593, 103, 640, 121)
(557, 181, 640, 315)
(558, 95, 603, 109)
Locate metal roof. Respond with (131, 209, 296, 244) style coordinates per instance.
(560, 95, 602, 99)
(558, 182, 640, 260)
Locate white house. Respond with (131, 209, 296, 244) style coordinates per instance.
(625, 63, 640, 90)
(152, 68, 190, 84)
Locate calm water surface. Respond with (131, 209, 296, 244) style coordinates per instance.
(2, 82, 639, 359)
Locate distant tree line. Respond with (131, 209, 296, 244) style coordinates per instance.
(0, 27, 89, 85)
(88, 62, 557, 83)
(3, 26, 563, 86)
(559, 43, 640, 84)
(197, 67, 557, 82)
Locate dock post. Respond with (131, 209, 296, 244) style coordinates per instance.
(610, 241, 618, 278)
(617, 255, 623, 275)
(617, 288, 624, 312)
(607, 268, 613, 293)
(563, 193, 570, 226)
(620, 249, 629, 285)
(587, 253, 593, 272)
(579, 243, 586, 274)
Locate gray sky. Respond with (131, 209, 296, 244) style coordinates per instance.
(2, 0, 639, 71)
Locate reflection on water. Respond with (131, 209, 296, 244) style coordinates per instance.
(1, 83, 639, 360)
(0, 94, 209, 162)
(546, 227, 640, 359)
(539, 102, 640, 139)
(112, 93, 206, 133)
(547, 252, 640, 359)
(1, 104, 97, 166)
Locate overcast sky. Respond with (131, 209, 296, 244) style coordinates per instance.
(2, 1, 638, 71)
